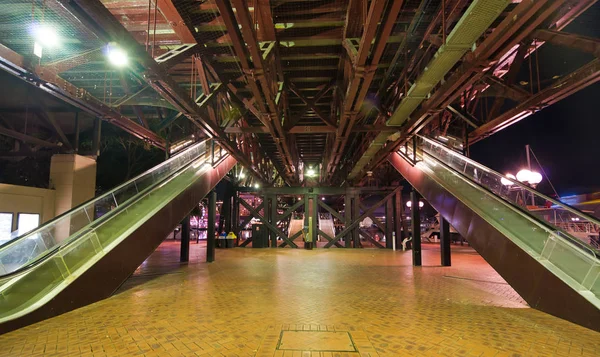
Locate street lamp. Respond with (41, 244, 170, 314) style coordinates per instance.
(406, 201, 424, 208)
(500, 173, 516, 186)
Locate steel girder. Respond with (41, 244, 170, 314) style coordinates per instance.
(61, 0, 271, 183)
(352, 0, 593, 180)
(0, 43, 166, 149)
(216, 0, 298, 185)
(470, 58, 600, 142)
(324, 0, 400, 183)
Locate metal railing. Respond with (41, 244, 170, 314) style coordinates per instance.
(0, 140, 209, 276)
(399, 135, 600, 297)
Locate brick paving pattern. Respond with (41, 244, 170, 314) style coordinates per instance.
(0, 241, 598, 356)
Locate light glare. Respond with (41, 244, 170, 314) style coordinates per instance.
(33, 25, 60, 48)
(108, 46, 128, 67)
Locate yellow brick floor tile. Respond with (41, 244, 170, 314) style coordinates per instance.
(0, 242, 599, 356)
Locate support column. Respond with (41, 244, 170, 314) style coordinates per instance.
(411, 189, 422, 266)
(223, 184, 233, 234)
(207, 190, 216, 262)
(270, 194, 278, 248)
(344, 192, 352, 248)
(92, 117, 101, 158)
(310, 194, 317, 248)
(393, 190, 403, 250)
(440, 217, 451, 266)
(180, 216, 190, 262)
(353, 194, 360, 248)
(232, 190, 239, 246)
(385, 197, 394, 249)
(74, 112, 80, 154)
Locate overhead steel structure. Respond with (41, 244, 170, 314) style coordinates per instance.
(0, 0, 598, 184)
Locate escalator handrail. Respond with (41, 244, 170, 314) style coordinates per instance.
(417, 135, 600, 230)
(0, 139, 209, 252)
(410, 142, 599, 257)
(0, 146, 215, 281)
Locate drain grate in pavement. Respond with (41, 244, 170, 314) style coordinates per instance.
(277, 330, 356, 352)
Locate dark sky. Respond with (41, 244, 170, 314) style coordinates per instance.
(470, 4, 600, 197)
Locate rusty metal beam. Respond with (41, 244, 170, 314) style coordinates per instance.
(0, 43, 165, 149)
(156, 0, 196, 43)
(470, 58, 600, 143)
(155, 44, 197, 70)
(325, 0, 400, 182)
(217, 0, 297, 184)
(0, 126, 61, 148)
(534, 29, 600, 57)
(286, 82, 336, 128)
(225, 125, 397, 134)
(353, 0, 559, 179)
(63, 0, 270, 183)
(44, 48, 103, 74)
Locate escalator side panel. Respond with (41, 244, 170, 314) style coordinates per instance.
(0, 155, 236, 334)
(389, 152, 600, 331)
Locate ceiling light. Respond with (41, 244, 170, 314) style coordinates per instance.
(254, 183, 260, 189)
(33, 24, 60, 48)
(306, 168, 316, 177)
(107, 45, 128, 67)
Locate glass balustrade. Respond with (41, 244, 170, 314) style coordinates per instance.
(399, 135, 600, 297)
(0, 140, 208, 276)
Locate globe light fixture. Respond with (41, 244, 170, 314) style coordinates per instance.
(254, 183, 260, 189)
(306, 167, 316, 177)
(529, 171, 542, 185)
(406, 201, 424, 208)
(516, 169, 532, 183)
(500, 173, 516, 186)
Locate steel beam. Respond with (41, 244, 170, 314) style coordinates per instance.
(440, 217, 451, 266)
(217, 0, 297, 184)
(325, 0, 401, 182)
(471, 59, 600, 142)
(207, 191, 216, 262)
(0, 126, 61, 148)
(352, 0, 556, 179)
(180, 216, 190, 262)
(0, 43, 165, 149)
(65, 0, 269, 183)
(534, 29, 600, 57)
(411, 190, 421, 266)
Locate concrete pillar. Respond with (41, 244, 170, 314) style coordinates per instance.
(411, 189, 422, 266)
(49, 154, 96, 242)
(207, 191, 216, 262)
(440, 217, 451, 266)
(50, 154, 97, 215)
(180, 216, 190, 262)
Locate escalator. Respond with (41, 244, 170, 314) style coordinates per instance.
(0, 140, 236, 333)
(389, 135, 600, 331)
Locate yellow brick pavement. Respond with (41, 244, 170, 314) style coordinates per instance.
(0, 241, 598, 356)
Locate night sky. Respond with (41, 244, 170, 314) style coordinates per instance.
(470, 4, 600, 197)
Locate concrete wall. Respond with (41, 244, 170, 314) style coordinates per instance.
(0, 183, 56, 232)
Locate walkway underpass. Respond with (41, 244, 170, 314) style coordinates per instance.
(1, 0, 600, 354)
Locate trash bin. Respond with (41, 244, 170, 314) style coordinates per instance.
(218, 232, 227, 248)
(252, 224, 267, 248)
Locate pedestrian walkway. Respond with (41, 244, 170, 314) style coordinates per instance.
(1, 242, 599, 356)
